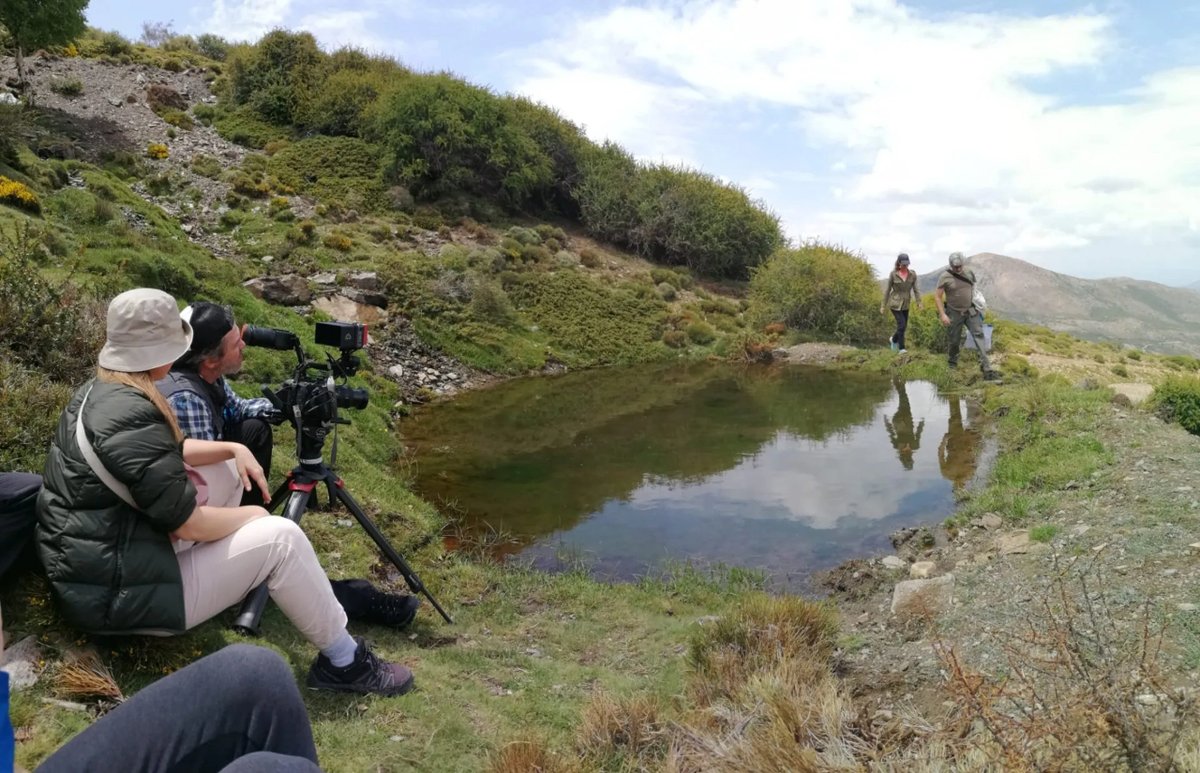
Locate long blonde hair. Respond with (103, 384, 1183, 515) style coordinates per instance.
(96, 366, 184, 443)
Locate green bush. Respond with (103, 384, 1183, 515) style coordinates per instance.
(662, 329, 687, 348)
(1111, 364, 1129, 378)
(629, 165, 782, 279)
(1002, 354, 1038, 380)
(190, 154, 222, 179)
(657, 282, 677, 301)
(467, 281, 517, 326)
(269, 136, 386, 211)
(1126, 349, 1142, 361)
(0, 224, 106, 382)
(574, 142, 641, 244)
(0, 361, 75, 473)
(748, 241, 888, 344)
(195, 33, 230, 61)
(1151, 376, 1200, 435)
(227, 30, 323, 125)
(685, 320, 716, 345)
(48, 78, 84, 97)
(371, 73, 552, 207)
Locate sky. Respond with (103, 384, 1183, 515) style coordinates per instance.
(84, 0, 1200, 286)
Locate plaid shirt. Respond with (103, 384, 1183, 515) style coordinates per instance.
(168, 378, 274, 441)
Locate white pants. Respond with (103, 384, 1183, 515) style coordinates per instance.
(175, 462, 348, 650)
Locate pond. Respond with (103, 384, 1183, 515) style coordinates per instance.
(398, 363, 991, 591)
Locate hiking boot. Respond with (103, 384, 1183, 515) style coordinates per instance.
(307, 638, 414, 696)
(331, 579, 421, 629)
(983, 370, 1003, 382)
(898, 348, 908, 354)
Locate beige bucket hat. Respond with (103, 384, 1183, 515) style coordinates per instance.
(97, 288, 194, 373)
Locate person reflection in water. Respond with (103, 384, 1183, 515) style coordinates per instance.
(939, 396, 982, 489)
(884, 379, 925, 471)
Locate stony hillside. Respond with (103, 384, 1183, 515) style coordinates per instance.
(915, 253, 1200, 355)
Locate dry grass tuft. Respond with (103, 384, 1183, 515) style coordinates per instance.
(54, 649, 123, 702)
(576, 689, 669, 765)
(687, 594, 838, 706)
(488, 739, 578, 773)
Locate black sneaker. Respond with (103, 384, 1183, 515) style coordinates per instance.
(307, 638, 414, 696)
(983, 370, 1003, 382)
(331, 579, 421, 629)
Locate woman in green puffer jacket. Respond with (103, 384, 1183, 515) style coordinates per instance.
(37, 288, 413, 696)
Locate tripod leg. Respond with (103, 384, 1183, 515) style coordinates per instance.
(329, 481, 454, 624)
(231, 488, 312, 636)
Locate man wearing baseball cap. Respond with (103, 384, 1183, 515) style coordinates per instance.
(157, 303, 276, 507)
(156, 302, 423, 630)
(934, 253, 1000, 381)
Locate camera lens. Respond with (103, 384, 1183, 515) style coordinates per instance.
(335, 385, 369, 411)
(242, 325, 300, 351)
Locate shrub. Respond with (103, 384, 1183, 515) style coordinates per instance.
(158, 109, 194, 130)
(298, 220, 317, 242)
(656, 282, 677, 301)
(323, 232, 352, 251)
(371, 72, 553, 207)
(0, 176, 41, 214)
(0, 224, 106, 383)
(146, 143, 169, 160)
(1111, 364, 1129, 378)
(145, 84, 187, 112)
(190, 154, 222, 179)
(268, 136, 386, 211)
(630, 165, 783, 279)
(48, 78, 84, 97)
(227, 30, 323, 125)
(1150, 376, 1200, 435)
(467, 281, 517, 325)
(1126, 348, 1142, 361)
(685, 320, 716, 345)
(749, 241, 887, 344)
(1002, 354, 1039, 380)
(662, 329, 687, 348)
(579, 248, 602, 268)
(195, 33, 230, 61)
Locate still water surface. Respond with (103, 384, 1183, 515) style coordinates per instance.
(400, 363, 989, 590)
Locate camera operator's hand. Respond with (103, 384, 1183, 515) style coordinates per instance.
(231, 443, 271, 501)
(263, 409, 286, 426)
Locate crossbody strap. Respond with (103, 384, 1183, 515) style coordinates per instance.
(75, 384, 139, 510)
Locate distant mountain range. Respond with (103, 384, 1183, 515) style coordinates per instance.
(908, 253, 1200, 355)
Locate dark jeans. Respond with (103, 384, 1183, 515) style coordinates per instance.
(0, 472, 41, 580)
(225, 418, 274, 507)
(890, 309, 909, 350)
(946, 308, 992, 372)
(37, 645, 320, 773)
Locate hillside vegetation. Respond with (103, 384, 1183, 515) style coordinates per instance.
(8, 23, 1200, 773)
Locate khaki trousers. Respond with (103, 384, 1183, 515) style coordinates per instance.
(175, 461, 348, 650)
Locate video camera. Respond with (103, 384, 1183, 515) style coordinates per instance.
(242, 321, 370, 462)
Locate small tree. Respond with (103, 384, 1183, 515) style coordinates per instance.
(0, 0, 89, 98)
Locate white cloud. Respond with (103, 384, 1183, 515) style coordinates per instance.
(509, 0, 1200, 281)
(205, 0, 293, 41)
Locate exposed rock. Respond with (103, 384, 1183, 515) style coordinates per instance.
(996, 532, 1031, 555)
(909, 561, 937, 579)
(311, 271, 337, 286)
(243, 275, 311, 305)
(881, 555, 907, 570)
(891, 574, 955, 621)
(346, 271, 387, 307)
(0, 635, 43, 690)
(312, 294, 388, 326)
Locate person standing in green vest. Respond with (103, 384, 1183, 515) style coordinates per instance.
(881, 253, 920, 353)
(934, 252, 1000, 381)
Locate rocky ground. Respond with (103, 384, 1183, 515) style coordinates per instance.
(3, 52, 483, 402)
(823, 387, 1200, 739)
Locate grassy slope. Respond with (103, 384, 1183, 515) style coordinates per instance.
(7, 51, 1200, 768)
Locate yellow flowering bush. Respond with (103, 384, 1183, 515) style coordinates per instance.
(0, 176, 41, 214)
(146, 143, 169, 160)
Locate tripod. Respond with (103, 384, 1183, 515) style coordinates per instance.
(232, 457, 453, 635)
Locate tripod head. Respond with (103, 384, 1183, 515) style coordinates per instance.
(243, 322, 370, 464)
